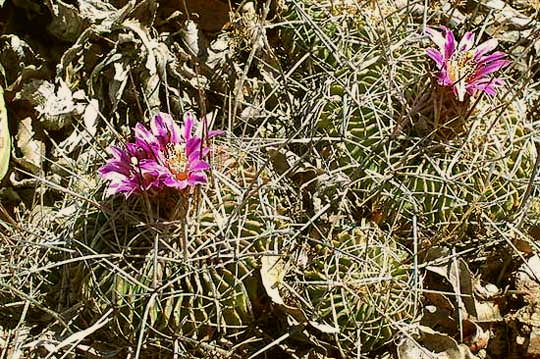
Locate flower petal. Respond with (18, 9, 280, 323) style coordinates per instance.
(437, 69, 452, 86)
(104, 175, 141, 197)
(473, 39, 498, 61)
(108, 145, 128, 160)
(99, 146, 132, 179)
(134, 123, 159, 155)
(165, 114, 182, 144)
(150, 113, 167, 140)
(477, 51, 506, 64)
(426, 27, 446, 54)
(208, 129, 224, 138)
(470, 77, 505, 87)
(152, 112, 182, 145)
(444, 28, 456, 60)
(426, 48, 444, 68)
(467, 77, 505, 96)
(458, 32, 475, 52)
(183, 112, 195, 141)
(99, 162, 128, 178)
(186, 137, 202, 158)
(99, 165, 127, 181)
(190, 160, 210, 172)
(187, 174, 207, 186)
(134, 122, 154, 143)
(162, 175, 188, 190)
(473, 60, 511, 78)
(201, 147, 210, 158)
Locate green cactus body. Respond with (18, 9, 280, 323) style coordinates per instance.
(282, 1, 362, 67)
(76, 145, 290, 346)
(293, 0, 535, 238)
(288, 222, 414, 355)
(393, 101, 536, 236)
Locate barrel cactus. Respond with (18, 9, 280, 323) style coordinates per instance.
(395, 100, 536, 236)
(280, 0, 418, 220)
(389, 24, 534, 235)
(74, 113, 290, 353)
(282, 1, 534, 239)
(283, 221, 415, 356)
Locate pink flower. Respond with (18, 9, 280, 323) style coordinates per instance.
(425, 26, 511, 101)
(99, 112, 222, 197)
(98, 143, 156, 197)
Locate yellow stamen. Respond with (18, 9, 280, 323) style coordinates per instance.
(164, 143, 188, 180)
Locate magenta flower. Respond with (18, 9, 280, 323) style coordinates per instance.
(99, 112, 222, 197)
(98, 143, 157, 197)
(425, 26, 511, 101)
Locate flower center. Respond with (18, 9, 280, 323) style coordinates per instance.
(164, 143, 188, 180)
(447, 50, 476, 84)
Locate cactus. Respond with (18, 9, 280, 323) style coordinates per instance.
(75, 142, 290, 348)
(281, 0, 537, 239)
(392, 100, 537, 237)
(284, 221, 415, 355)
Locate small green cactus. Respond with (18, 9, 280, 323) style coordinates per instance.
(75, 144, 290, 347)
(285, 221, 414, 355)
(283, 0, 536, 239)
(393, 101, 537, 237)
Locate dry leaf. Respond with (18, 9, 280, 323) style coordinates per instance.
(481, 0, 537, 28)
(528, 324, 540, 357)
(0, 83, 10, 181)
(182, 20, 205, 58)
(46, 1, 85, 41)
(83, 99, 99, 137)
(267, 146, 320, 187)
(463, 320, 490, 351)
(173, 0, 231, 33)
(14, 117, 45, 174)
(56, 99, 99, 155)
(425, 247, 477, 318)
(31, 79, 81, 131)
(515, 255, 540, 304)
(397, 325, 479, 359)
(308, 321, 339, 334)
(261, 255, 286, 305)
(109, 61, 130, 112)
